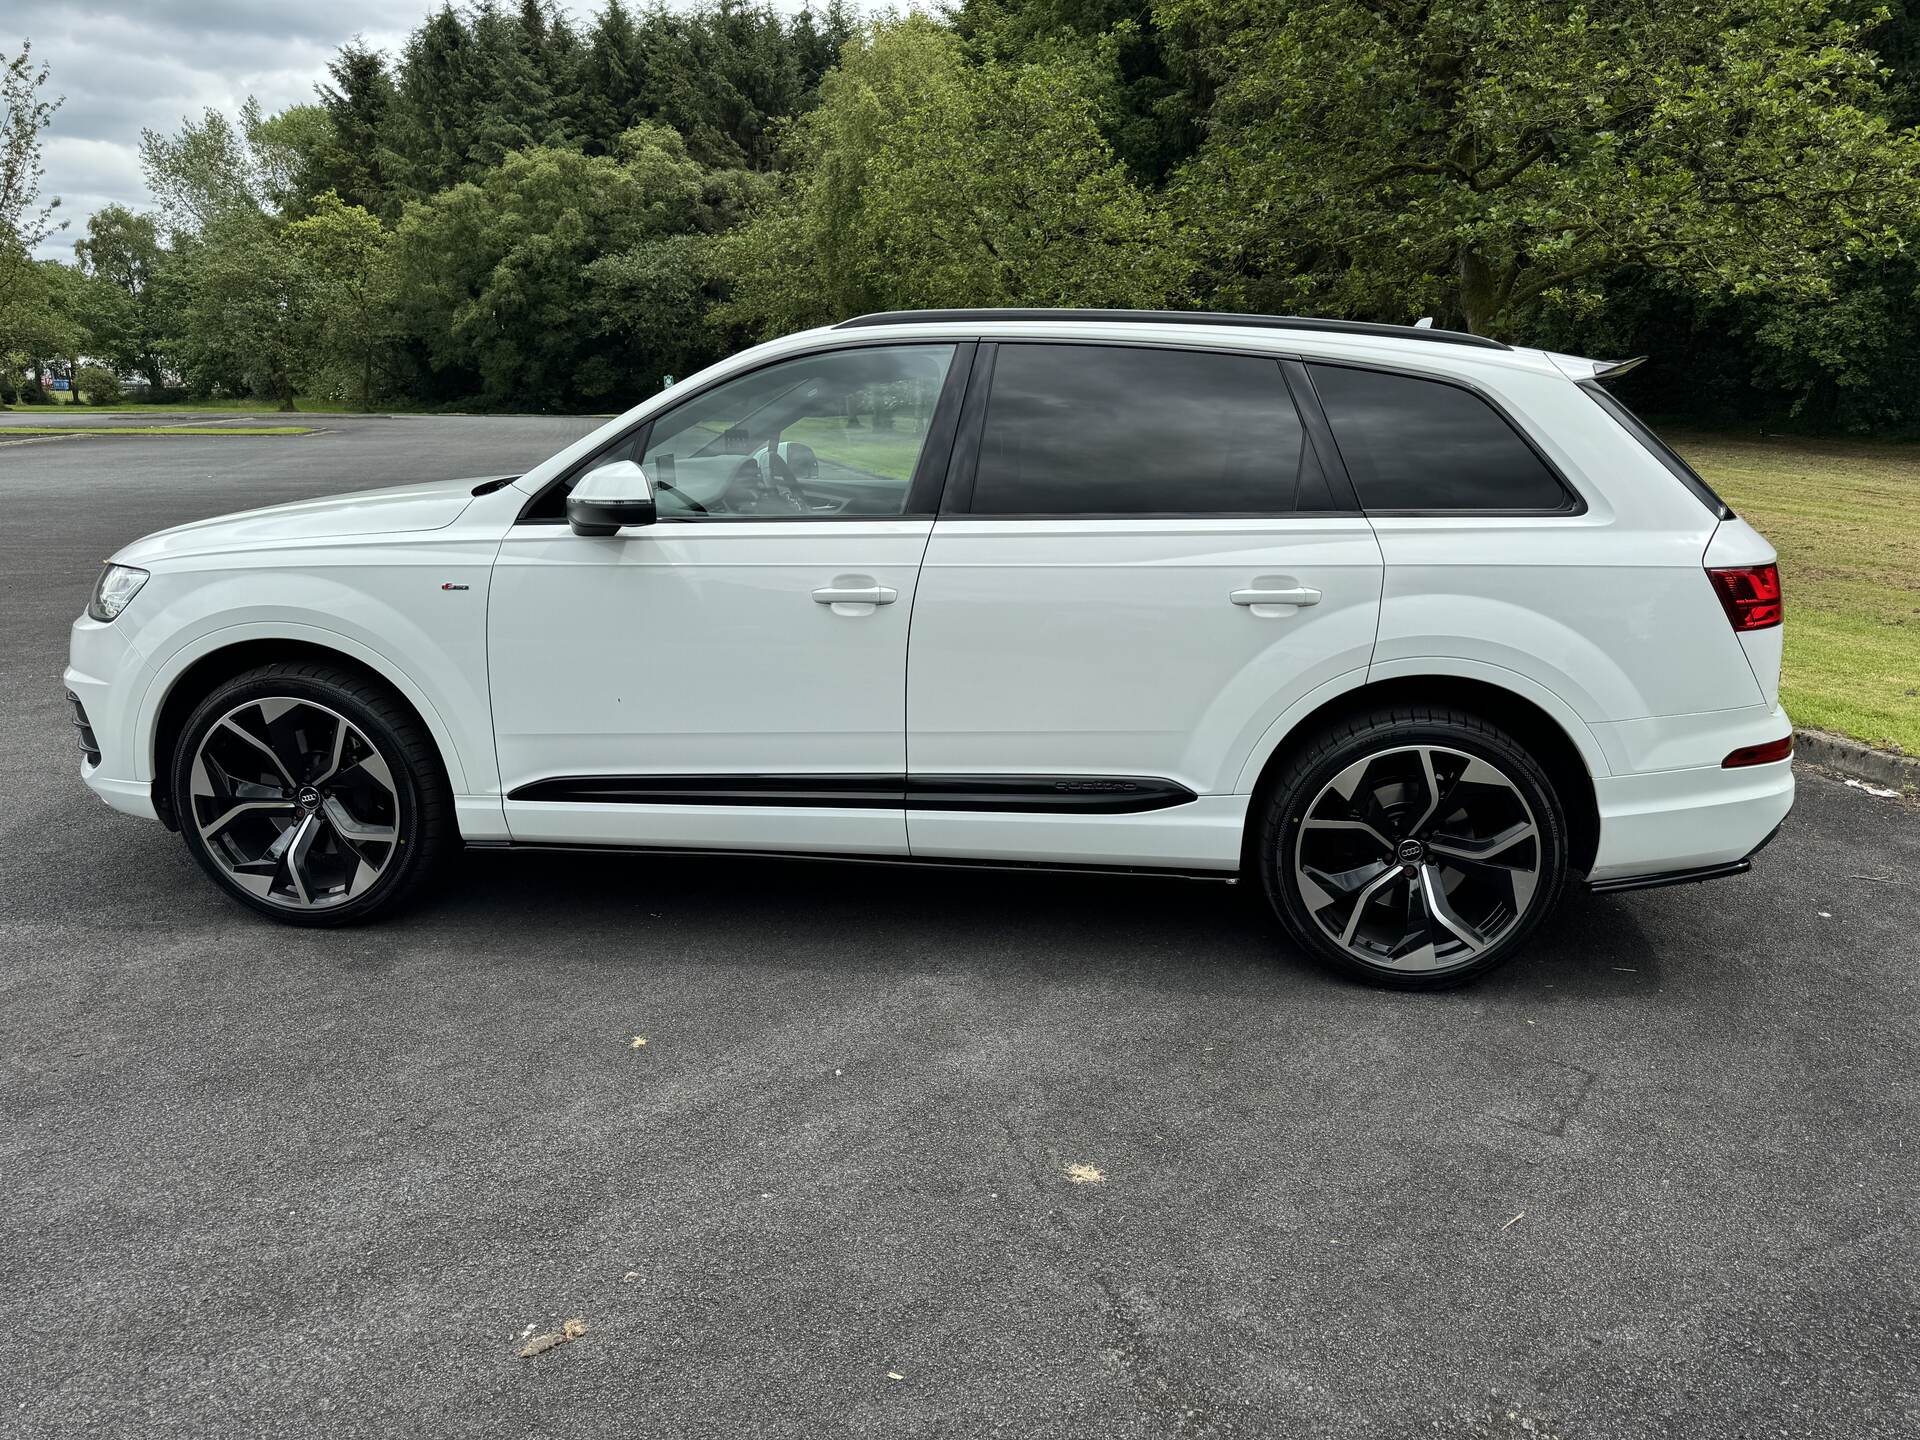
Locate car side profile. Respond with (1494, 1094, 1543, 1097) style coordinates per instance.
(66, 309, 1793, 987)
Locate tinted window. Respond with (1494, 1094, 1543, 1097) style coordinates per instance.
(969, 344, 1329, 515)
(1308, 364, 1570, 511)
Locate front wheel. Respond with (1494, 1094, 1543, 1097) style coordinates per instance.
(171, 663, 452, 926)
(1257, 706, 1570, 989)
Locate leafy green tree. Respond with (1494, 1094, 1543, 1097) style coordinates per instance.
(137, 105, 294, 232)
(169, 215, 317, 407)
(390, 124, 720, 406)
(246, 101, 335, 216)
(73, 205, 169, 389)
(288, 193, 394, 407)
(956, 0, 1205, 181)
(717, 17, 1187, 336)
(2, 259, 92, 403)
(1165, 0, 1920, 336)
(576, 0, 648, 153)
(311, 43, 411, 218)
(1, 40, 63, 395)
(74, 362, 119, 404)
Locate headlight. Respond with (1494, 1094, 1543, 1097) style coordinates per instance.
(87, 564, 150, 622)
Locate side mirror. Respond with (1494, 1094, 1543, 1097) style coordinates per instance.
(567, 460, 655, 536)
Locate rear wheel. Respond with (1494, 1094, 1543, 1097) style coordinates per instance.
(1257, 705, 1569, 988)
(171, 663, 451, 925)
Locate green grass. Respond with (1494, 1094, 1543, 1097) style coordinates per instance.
(2, 424, 317, 436)
(1668, 431, 1920, 756)
(5, 393, 364, 414)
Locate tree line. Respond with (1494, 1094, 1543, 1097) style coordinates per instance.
(3, 0, 1918, 428)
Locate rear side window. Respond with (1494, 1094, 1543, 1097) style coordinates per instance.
(1579, 380, 1733, 519)
(968, 344, 1336, 516)
(1307, 363, 1572, 512)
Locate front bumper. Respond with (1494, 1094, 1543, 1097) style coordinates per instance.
(66, 613, 161, 823)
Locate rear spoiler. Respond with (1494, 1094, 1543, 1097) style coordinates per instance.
(1544, 351, 1648, 383)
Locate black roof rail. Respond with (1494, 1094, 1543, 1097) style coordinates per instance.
(832, 308, 1512, 352)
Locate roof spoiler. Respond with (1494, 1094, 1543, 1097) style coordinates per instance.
(1545, 350, 1648, 383)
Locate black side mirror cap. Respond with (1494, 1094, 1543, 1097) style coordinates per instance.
(568, 493, 656, 536)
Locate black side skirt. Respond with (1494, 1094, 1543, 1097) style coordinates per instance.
(506, 774, 1197, 816)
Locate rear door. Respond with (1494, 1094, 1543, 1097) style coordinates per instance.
(904, 341, 1384, 867)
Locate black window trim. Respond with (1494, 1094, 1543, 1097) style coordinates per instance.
(939, 337, 1367, 521)
(1577, 379, 1733, 521)
(514, 338, 979, 526)
(1301, 358, 1589, 519)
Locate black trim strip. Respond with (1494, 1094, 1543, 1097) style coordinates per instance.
(832, 309, 1512, 351)
(1585, 859, 1752, 895)
(509, 775, 902, 808)
(909, 775, 1196, 814)
(468, 840, 1238, 883)
(1279, 357, 1362, 511)
(505, 773, 1198, 815)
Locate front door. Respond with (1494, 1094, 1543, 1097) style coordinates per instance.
(490, 341, 969, 854)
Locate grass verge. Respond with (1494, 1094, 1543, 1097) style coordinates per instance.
(1671, 431, 1919, 756)
(1, 425, 317, 437)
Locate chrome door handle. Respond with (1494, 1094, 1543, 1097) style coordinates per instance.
(1231, 586, 1321, 607)
(812, 585, 897, 606)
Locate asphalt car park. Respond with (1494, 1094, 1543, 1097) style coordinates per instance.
(3, 417, 1915, 1438)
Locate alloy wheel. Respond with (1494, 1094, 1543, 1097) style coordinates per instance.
(187, 697, 401, 910)
(1292, 744, 1542, 974)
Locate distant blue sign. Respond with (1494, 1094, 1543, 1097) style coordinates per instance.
(51, 377, 70, 392)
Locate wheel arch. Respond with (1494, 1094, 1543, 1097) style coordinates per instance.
(147, 633, 464, 830)
(1238, 673, 1602, 878)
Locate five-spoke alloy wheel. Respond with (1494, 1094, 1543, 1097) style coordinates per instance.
(172, 664, 450, 925)
(1259, 706, 1568, 988)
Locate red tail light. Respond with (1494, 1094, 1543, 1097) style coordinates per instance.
(1706, 563, 1782, 631)
(1722, 736, 1793, 768)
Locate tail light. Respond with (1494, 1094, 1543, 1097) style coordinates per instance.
(1723, 736, 1793, 768)
(1706, 563, 1782, 631)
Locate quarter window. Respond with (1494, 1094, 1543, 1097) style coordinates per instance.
(967, 344, 1332, 516)
(1307, 363, 1570, 512)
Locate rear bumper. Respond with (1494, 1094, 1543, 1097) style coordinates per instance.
(1586, 755, 1794, 885)
(1585, 820, 1782, 895)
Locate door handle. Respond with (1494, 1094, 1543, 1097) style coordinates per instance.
(1231, 586, 1321, 608)
(812, 585, 898, 606)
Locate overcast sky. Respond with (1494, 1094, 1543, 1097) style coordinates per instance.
(15, 1, 809, 261)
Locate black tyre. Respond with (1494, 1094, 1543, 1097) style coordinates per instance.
(170, 663, 452, 926)
(1256, 704, 1569, 989)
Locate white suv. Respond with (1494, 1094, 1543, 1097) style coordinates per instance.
(65, 310, 1793, 987)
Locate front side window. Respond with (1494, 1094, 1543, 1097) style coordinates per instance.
(621, 345, 956, 519)
(967, 344, 1332, 516)
(1307, 363, 1571, 512)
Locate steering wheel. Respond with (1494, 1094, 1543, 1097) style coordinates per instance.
(765, 448, 813, 509)
(722, 452, 812, 514)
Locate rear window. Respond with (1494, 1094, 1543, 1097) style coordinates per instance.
(1578, 380, 1733, 519)
(968, 343, 1337, 516)
(1307, 363, 1573, 512)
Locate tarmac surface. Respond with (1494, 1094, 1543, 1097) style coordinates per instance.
(3, 416, 1915, 1438)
